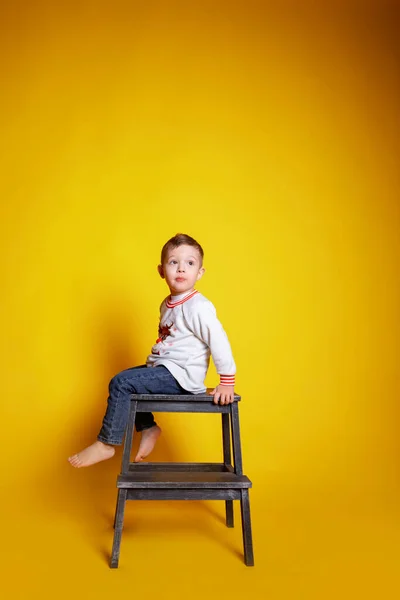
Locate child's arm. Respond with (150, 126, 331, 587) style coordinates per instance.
(183, 301, 236, 405)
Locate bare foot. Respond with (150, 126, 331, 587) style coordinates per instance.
(68, 440, 115, 468)
(134, 425, 162, 462)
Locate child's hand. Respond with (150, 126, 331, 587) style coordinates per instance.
(208, 385, 235, 405)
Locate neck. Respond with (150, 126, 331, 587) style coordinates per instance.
(170, 288, 194, 299)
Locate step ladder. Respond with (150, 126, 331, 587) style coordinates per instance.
(110, 391, 254, 567)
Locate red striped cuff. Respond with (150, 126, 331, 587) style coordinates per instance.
(219, 374, 235, 386)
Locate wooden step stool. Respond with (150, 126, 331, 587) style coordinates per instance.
(110, 391, 254, 567)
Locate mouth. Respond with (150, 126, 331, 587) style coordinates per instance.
(175, 277, 186, 282)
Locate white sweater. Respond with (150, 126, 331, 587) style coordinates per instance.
(146, 290, 236, 393)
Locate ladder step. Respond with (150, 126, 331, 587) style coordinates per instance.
(130, 391, 241, 401)
(128, 462, 234, 473)
(117, 471, 252, 489)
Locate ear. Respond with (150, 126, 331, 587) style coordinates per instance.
(196, 267, 205, 281)
(158, 264, 164, 279)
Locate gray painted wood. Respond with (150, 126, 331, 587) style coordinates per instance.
(110, 488, 127, 568)
(122, 400, 137, 474)
(222, 413, 234, 527)
(223, 463, 234, 473)
(225, 498, 234, 528)
(117, 471, 251, 488)
(128, 462, 233, 472)
(130, 390, 241, 402)
(127, 489, 241, 501)
(222, 414, 231, 464)
(230, 402, 243, 475)
(112, 490, 119, 529)
(240, 489, 254, 566)
(136, 401, 231, 413)
(110, 392, 254, 568)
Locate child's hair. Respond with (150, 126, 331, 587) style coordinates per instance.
(161, 233, 204, 265)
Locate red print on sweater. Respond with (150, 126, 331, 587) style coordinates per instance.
(156, 322, 174, 344)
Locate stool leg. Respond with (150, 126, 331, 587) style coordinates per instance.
(222, 413, 234, 527)
(225, 498, 234, 528)
(240, 489, 254, 566)
(113, 491, 118, 529)
(230, 402, 243, 475)
(122, 400, 138, 473)
(110, 489, 127, 568)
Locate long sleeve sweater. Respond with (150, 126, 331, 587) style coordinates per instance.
(146, 289, 236, 393)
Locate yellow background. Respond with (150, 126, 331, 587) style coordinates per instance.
(1, 1, 399, 598)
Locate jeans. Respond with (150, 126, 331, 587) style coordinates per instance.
(97, 365, 190, 445)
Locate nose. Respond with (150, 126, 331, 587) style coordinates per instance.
(177, 262, 186, 272)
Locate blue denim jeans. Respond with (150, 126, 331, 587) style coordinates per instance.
(97, 365, 190, 445)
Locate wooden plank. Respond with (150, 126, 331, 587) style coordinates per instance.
(127, 489, 241, 501)
(128, 462, 232, 473)
(136, 401, 231, 413)
(224, 464, 234, 473)
(240, 489, 255, 566)
(230, 402, 243, 475)
(225, 500, 234, 527)
(130, 390, 241, 402)
(222, 413, 231, 464)
(122, 400, 137, 474)
(110, 488, 127, 568)
(222, 413, 234, 528)
(117, 471, 252, 489)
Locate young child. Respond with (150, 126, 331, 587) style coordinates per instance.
(68, 233, 236, 468)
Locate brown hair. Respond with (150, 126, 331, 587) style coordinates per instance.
(161, 233, 204, 265)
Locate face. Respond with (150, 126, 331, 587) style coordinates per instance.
(158, 244, 205, 295)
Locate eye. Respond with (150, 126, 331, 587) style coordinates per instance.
(188, 261, 194, 266)
(170, 260, 177, 265)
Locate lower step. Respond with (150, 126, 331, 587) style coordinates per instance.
(117, 471, 252, 489)
(124, 488, 243, 500)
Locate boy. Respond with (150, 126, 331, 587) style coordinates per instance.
(68, 233, 236, 468)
